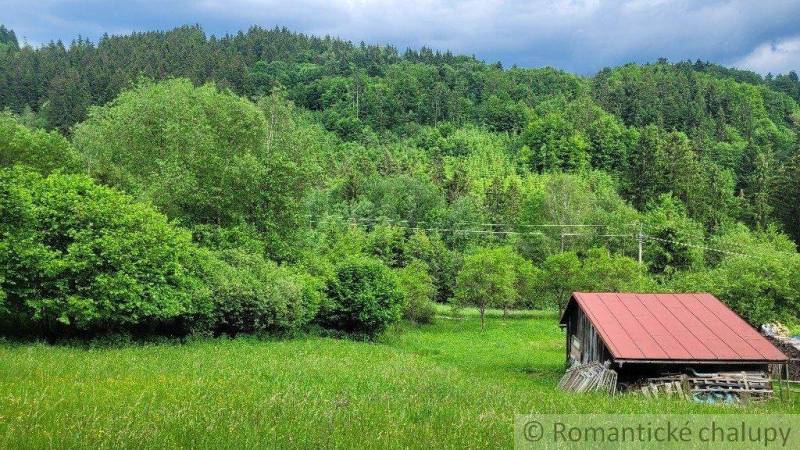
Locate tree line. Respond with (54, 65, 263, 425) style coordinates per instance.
(0, 25, 799, 338)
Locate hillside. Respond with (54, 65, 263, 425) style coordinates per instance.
(0, 23, 799, 336)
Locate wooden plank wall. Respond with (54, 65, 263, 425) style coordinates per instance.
(566, 307, 608, 365)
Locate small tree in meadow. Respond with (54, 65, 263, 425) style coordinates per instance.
(455, 247, 517, 330)
(535, 251, 582, 314)
(396, 259, 437, 324)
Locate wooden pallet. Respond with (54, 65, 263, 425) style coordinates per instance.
(634, 370, 774, 403)
(558, 361, 617, 394)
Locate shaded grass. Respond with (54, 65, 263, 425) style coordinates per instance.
(1, 314, 798, 449)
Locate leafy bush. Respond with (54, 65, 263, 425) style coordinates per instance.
(0, 112, 81, 174)
(318, 256, 403, 336)
(200, 249, 323, 335)
(0, 167, 211, 336)
(396, 260, 437, 324)
(72, 79, 316, 260)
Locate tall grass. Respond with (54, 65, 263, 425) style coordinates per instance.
(1, 313, 797, 449)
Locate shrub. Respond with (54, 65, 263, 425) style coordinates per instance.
(72, 79, 316, 260)
(201, 249, 323, 335)
(0, 112, 81, 174)
(396, 260, 437, 324)
(0, 167, 211, 336)
(318, 256, 403, 336)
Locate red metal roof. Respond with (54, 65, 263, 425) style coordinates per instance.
(561, 293, 787, 362)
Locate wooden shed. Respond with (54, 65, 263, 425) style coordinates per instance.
(559, 293, 787, 375)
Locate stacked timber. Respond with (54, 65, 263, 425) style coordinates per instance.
(558, 361, 617, 394)
(634, 375, 690, 400)
(761, 325, 800, 380)
(633, 371, 773, 403)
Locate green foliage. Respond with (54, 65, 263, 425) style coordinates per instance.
(404, 230, 459, 302)
(482, 95, 529, 133)
(0, 112, 81, 174)
(73, 79, 314, 259)
(200, 249, 323, 335)
(318, 256, 404, 336)
(533, 252, 582, 311)
(579, 248, 654, 293)
(533, 248, 651, 311)
(776, 154, 800, 242)
(521, 111, 589, 172)
(641, 195, 706, 275)
(361, 174, 446, 227)
(455, 246, 532, 326)
(395, 259, 437, 324)
(671, 225, 800, 325)
(2, 25, 800, 333)
(367, 223, 408, 268)
(516, 172, 639, 260)
(0, 167, 211, 335)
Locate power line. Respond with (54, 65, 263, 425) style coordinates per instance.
(308, 217, 547, 237)
(309, 215, 636, 239)
(643, 236, 752, 258)
(640, 223, 799, 257)
(308, 213, 797, 261)
(306, 213, 636, 231)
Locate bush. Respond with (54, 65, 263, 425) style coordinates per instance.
(396, 260, 437, 324)
(0, 167, 211, 336)
(72, 79, 316, 260)
(318, 256, 403, 336)
(0, 112, 81, 174)
(201, 249, 323, 335)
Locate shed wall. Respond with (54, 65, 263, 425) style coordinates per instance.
(565, 306, 610, 365)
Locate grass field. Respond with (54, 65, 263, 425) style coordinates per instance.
(1, 308, 798, 449)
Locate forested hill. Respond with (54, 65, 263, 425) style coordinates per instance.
(2, 25, 799, 128)
(1, 24, 800, 335)
(2, 24, 798, 236)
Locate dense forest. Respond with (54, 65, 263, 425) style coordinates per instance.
(1, 24, 799, 338)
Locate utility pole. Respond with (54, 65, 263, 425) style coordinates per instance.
(637, 224, 644, 265)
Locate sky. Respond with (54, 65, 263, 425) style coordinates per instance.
(2, 0, 800, 75)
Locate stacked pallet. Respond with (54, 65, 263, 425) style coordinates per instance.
(558, 361, 617, 394)
(635, 375, 690, 400)
(634, 371, 773, 403)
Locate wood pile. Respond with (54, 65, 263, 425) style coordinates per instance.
(632, 371, 773, 403)
(558, 361, 617, 394)
(764, 336, 800, 379)
(760, 323, 797, 379)
(634, 375, 690, 400)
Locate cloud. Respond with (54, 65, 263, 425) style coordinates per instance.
(2, 0, 799, 74)
(733, 36, 800, 75)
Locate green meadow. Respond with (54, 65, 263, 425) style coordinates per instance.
(1, 309, 797, 449)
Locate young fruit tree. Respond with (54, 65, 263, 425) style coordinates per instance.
(455, 247, 517, 330)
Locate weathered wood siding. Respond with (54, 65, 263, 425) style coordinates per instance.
(564, 306, 609, 365)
